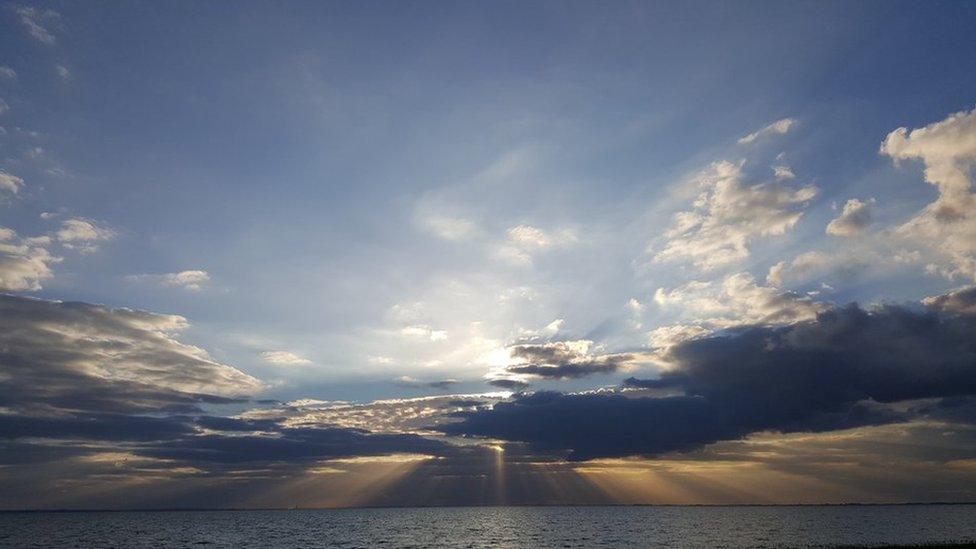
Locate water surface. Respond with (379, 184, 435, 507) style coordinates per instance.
(2, 505, 975, 548)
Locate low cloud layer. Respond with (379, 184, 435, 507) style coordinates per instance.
(445, 289, 976, 460)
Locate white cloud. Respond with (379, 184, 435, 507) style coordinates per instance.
(55, 64, 70, 80)
(497, 225, 578, 265)
(0, 66, 16, 81)
(11, 5, 60, 45)
(0, 170, 24, 194)
(401, 324, 448, 341)
(826, 198, 873, 237)
(738, 118, 796, 145)
(543, 318, 563, 335)
(421, 215, 476, 241)
(163, 270, 209, 291)
(768, 253, 857, 286)
(655, 272, 829, 328)
(126, 270, 210, 291)
(0, 98, 9, 116)
(626, 298, 645, 329)
(261, 350, 313, 366)
(647, 323, 709, 352)
(881, 106, 976, 281)
(507, 225, 551, 247)
(56, 218, 116, 252)
(773, 165, 795, 180)
(0, 227, 61, 291)
(654, 161, 817, 270)
(648, 273, 831, 365)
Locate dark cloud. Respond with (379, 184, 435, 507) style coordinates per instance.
(138, 427, 451, 465)
(446, 300, 976, 460)
(622, 377, 681, 389)
(0, 413, 194, 442)
(507, 357, 630, 379)
(487, 378, 530, 390)
(0, 294, 261, 415)
(194, 416, 284, 432)
(500, 341, 635, 380)
(0, 294, 456, 484)
(394, 377, 460, 390)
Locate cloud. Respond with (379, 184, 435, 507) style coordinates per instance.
(654, 161, 817, 270)
(923, 285, 976, 316)
(497, 225, 577, 265)
(0, 294, 262, 414)
(446, 292, 976, 460)
(55, 64, 70, 80)
(255, 393, 505, 434)
(0, 66, 16, 81)
(0, 170, 24, 194)
(766, 250, 873, 288)
(421, 215, 476, 241)
(401, 324, 448, 341)
(772, 165, 795, 180)
(163, 270, 209, 291)
(126, 270, 211, 291)
(10, 4, 60, 45)
(394, 376, 460, 390)
(488, 340, 638, 381)
(646, 324, 710, 353)
(136, 426, 450, 465)
(55, 218, 116, 252)
(737, 118, 796, 145)
(261, 350, 313, 366)
(486, 378, 531, 390)
(654, 272, 828, 328)
(826, 198, 873, 237)
(506, 225, 568, 248)
(881, 106, 976, 280)
(0, 228, 60, 291)
(0, 98, 8, 116)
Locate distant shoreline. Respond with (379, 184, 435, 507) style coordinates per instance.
(3, 501, 976, 513)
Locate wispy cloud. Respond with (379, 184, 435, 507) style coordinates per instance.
(261, 350, 313, 366)
(10, 4, 61, 45)
(737, 117, 796, 145)
(654, 161, 817, 270)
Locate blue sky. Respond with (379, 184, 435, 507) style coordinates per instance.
(2, 1, 976, 507)
(3, 1, 973, 399)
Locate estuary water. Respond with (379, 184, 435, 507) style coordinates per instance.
(2, 505, 975, 548)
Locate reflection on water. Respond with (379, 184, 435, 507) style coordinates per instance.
(2, 504, 975, 548)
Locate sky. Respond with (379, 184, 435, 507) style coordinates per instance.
(1, 0, 976, 509)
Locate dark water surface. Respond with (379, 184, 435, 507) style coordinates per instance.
(2, 505, 975, 548)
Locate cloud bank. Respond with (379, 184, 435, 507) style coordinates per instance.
(446, 290, 976, 460)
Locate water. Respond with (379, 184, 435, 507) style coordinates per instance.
(1, 505, 975, 548)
